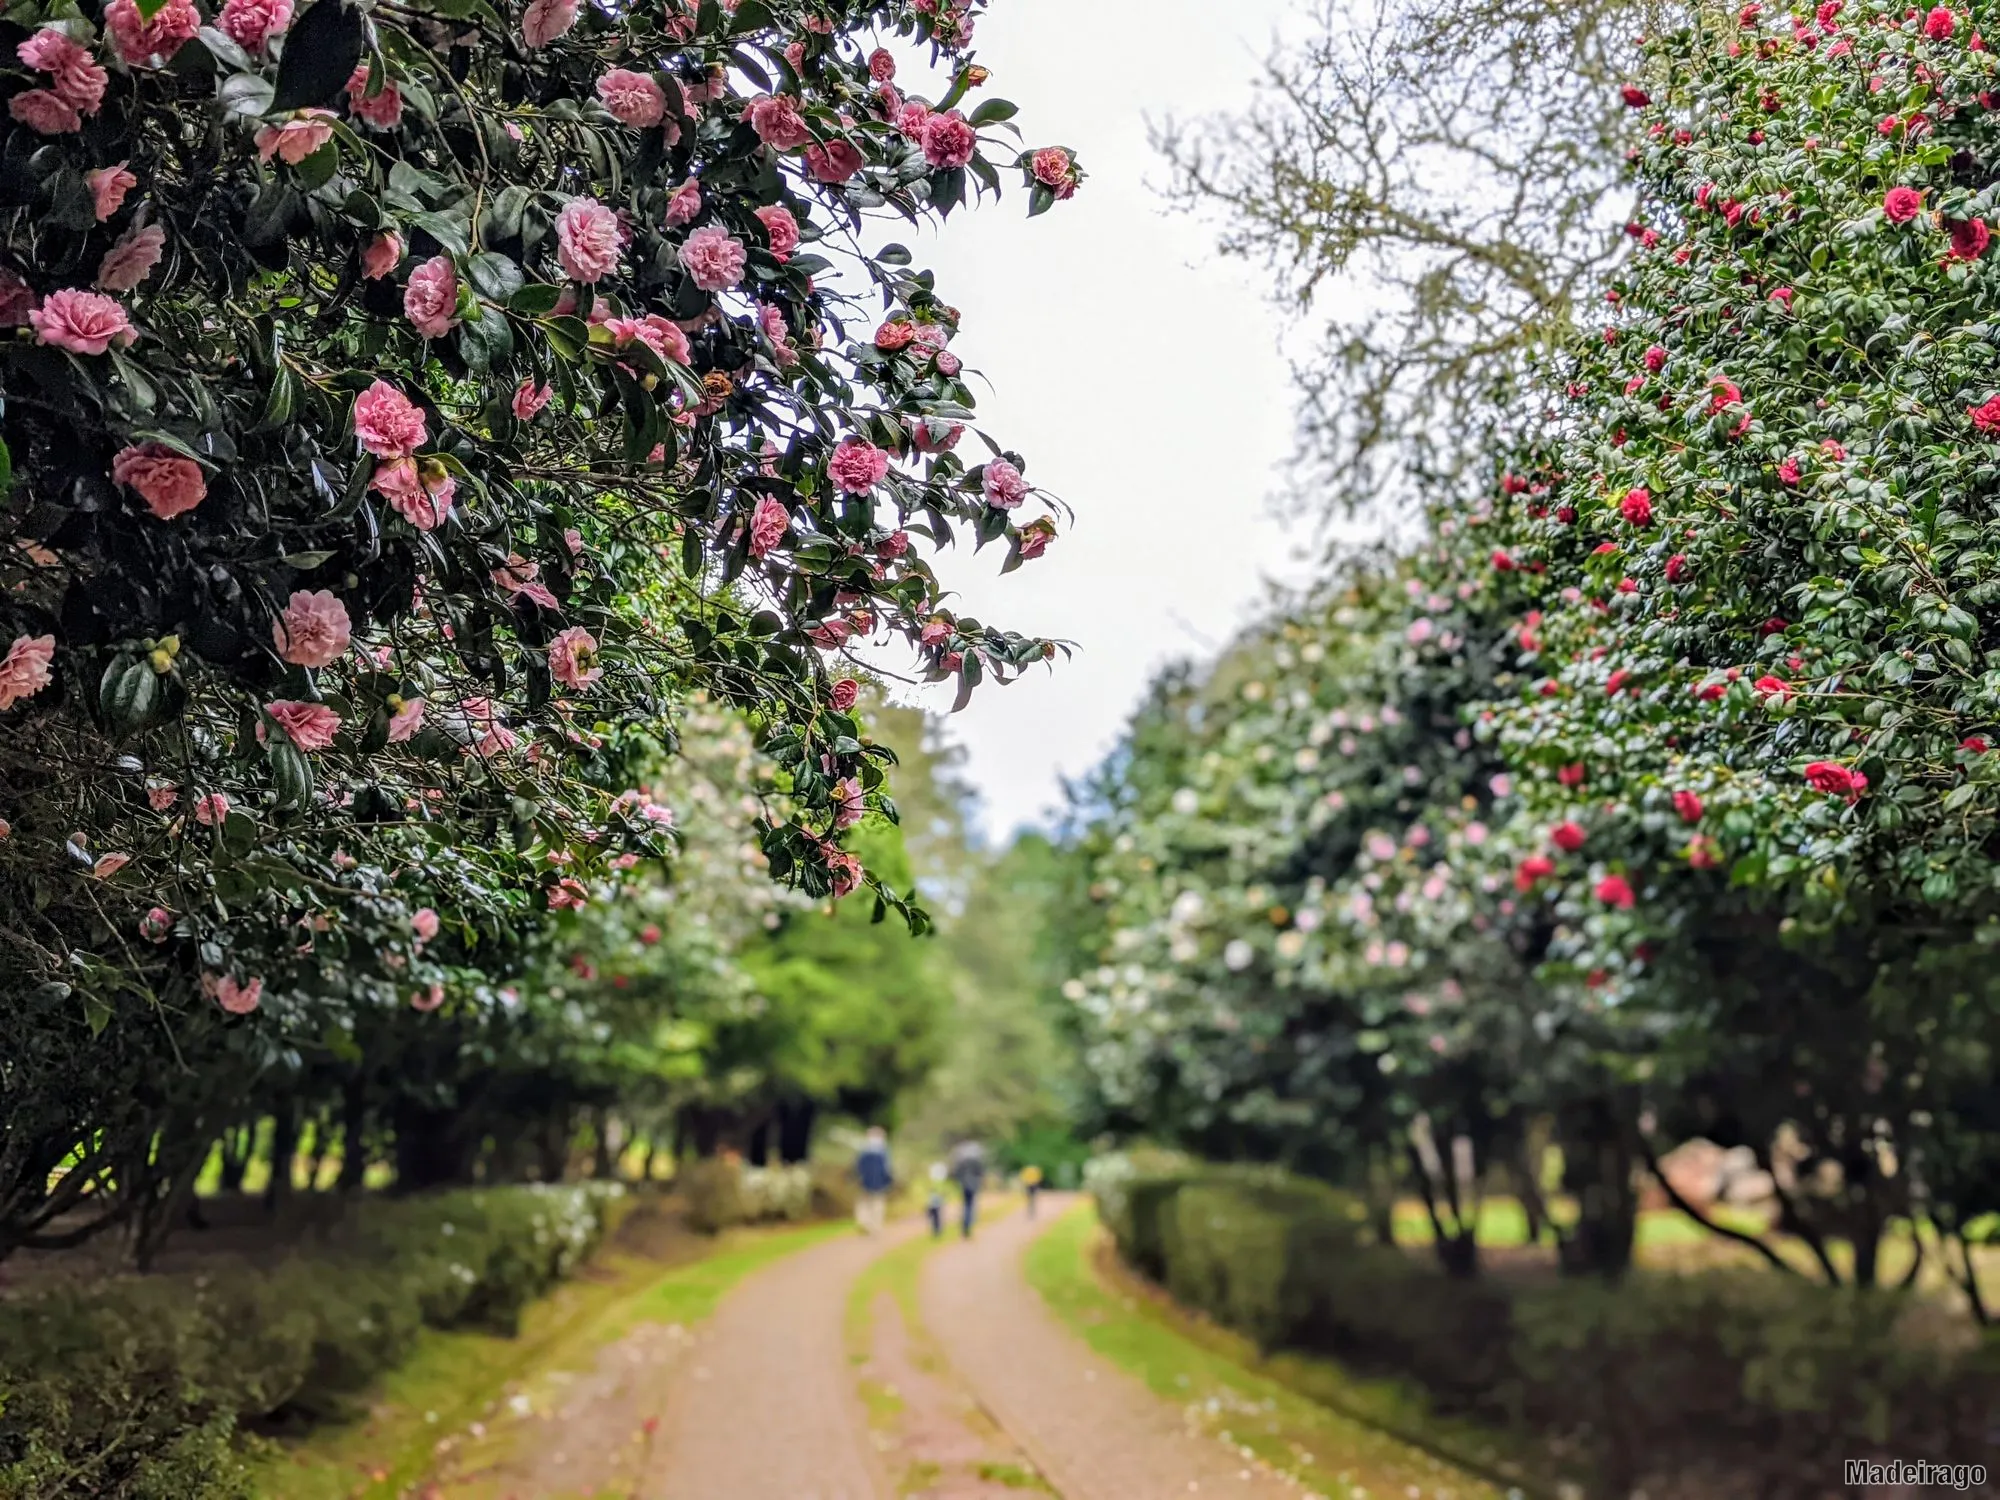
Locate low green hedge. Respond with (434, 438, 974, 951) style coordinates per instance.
(1098, 1162, 2000, 1499)
(680, 1158, 857, 1235)
(0, 1182, 624, 1500)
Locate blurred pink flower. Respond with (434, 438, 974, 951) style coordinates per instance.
(549, 626, 603, 689)
(255, 108, 337, 165)
(754, 204, 800, 260)
(521, 0, 577, 47)
(261, 699, 342, 750)
(362, 231, 403, 280)
(113, 442, 206, 519)
(87, 163, 136, 221)
(273, 589, 351, 668)
(193, 792, 231, 826)
(96, 224, 166, 293)
(827, 437, 889, 494)
(105, 0, 199, 65)
(512, 377, 553, 419)
(217, 0, 292, 51)
(403, 254, 459, 338)
(597, 67, 665, 126)
(212, 974, 263, 1014)
(0, 635, 56, 710)
(387, 696, 425, 742)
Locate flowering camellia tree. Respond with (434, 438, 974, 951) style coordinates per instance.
(0, 0, 1079, 1257)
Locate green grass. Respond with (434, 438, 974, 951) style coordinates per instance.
(251, 1217, 847, 1498)
(1025, 1203, 1536, 1500)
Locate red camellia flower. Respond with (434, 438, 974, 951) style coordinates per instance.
(1620, 487, 1654, 526)
(1665, 553, 1688, 582)
(1605, 668, 1631, 694)
(1961, 735, 1991, 753)
(1673, 789, 1704, 823)
(1551, 821, 1587, 852)
(1761, 616, 1788, 636)
(1621, 85, 1651, 107)
(1514, 854, 1557, 892)
(1594, 874, 1636, 909)
(1924, 5, 1956, 38)
(1777, 455, 1801, 486)
(1492, 549, 1517, 571)
(1883, 185, 1924, 222)
(1971, 394, 2000, 433)
(1557, 763, 1586, 788)
(1687, 836, 1723, 870)
(1804, 761, 1869, 799)
(1950, 217, 1992, 260)
(1643, 344, 1668, 371)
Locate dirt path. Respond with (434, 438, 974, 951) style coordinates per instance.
(641, 1221, 918, 1500)
(919, 1195, 1300, 1500)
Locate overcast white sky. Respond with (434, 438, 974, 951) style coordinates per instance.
(890, 0, 1315, 841)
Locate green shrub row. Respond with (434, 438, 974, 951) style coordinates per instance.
(1098, 1164, 2000, 1499)
(680, 1158, 858, 1235)
(0, 1183, 625, 1500)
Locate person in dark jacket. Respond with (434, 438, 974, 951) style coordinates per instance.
(948, 1138, 986, 1238)
(855, 1126, 892, 1235)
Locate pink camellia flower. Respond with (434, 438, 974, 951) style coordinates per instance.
(403, 254, 459, 338)
(1950, 216, 1992, 260)
(981, 459, 1029, 510)
(1594, 873, 1636, 909)
(387, 696, 425, 741)
(1620, 486, 1654, 526)
(830, 677, 860, 711)
(1883, 185, 1924, 222)
(346, 61, 403, 129)
(412, 906, 440, 941)
(520, 0, 577, 47)
(112, 442, 206, 520)
(362, 231, 403, 280)
(411, 983, 445, 1011)
(193, 792, 231, 826)
(1031, 146, 1078, 198)
(597, 67, 666, 127)
(825, 846, 863, 899)
(139, 906, 172, 942)
(869, 47, 896, 82)
(1804, 760, 1869, 799)
(213, 973, 263, 1014)
(745, 93, 812, 150)
(512, 377, 553, 419)
(1777, 454, 1801, 486)
(1017, 518, 1056, 560)
(29, 288, 131, 355)
(255, 108, 337, 165)
(895, 99, 932, 140)
(609, 312, 691, 365)
(1925, 5, 1956, 37)
(564, 527, 584, 557)
(260, 699, 342, 751)
(105, 0, 199, 65)
(548, 876, 590, 910)
(494, 555, 559, 609)
(754, 204, 800, 261)
(0, 635, 56, 711)
(19, 28, 108, 115)
(353, 380, 427, 457)
(876, 319, 916, 352)
(556, 197, 622, 282)
(95, 224, 166, 293)
(920, 110, 978, 169)
(878, 530, 910, 559)
(87, 163, 138, 222)
(370, 457, 455, 530)
(828, 437, 890, 494)
(549, 626, 604, 689)
(664, 177, 703, 227)
(679, 224, 746, 292)
(274, 589, 352, 669)
(748, 495, 790, 559)
(9, 89, 81, 135)
(911, 419, 962, 454)
(832, 776, 866, 830)
(217, 0, 293, 51)
(805, 140, 865, 183)
(148, 783, 178, 811)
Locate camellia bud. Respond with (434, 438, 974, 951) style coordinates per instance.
(418, 457, 450, 489)
(149, 648, 173, 674)
(641, 373, 659, 392)
(966, 65, 990, 87)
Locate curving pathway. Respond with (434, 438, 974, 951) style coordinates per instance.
(643, 1221, 918, 1500)
(921, 1197, 1297, 1500)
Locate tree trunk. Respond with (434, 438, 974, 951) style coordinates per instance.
(265, 1103, 300, 1220)
(393, 1102, 476, 1192)
(776, 1100, 816, 1164)
(219, 1123, 253, 1195)
(747, 1115, 771, 1167)
(592, 1108, 616, 1179)
(1556, 1096, 1638, 1278)
(337, 1076, 370, 1194)
(538, 1108, 574, 1182)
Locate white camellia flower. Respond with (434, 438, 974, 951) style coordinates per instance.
(1223, 939, 1255, 972)
(1171, 787, 1200, 815)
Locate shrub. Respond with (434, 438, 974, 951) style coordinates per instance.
(1106, 1162, 2000, 1499)
(0, 1183, 621, 1499)
(681, 1158, 849, 1234)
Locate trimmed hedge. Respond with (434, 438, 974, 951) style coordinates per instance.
(0, 1183, 623, 1500)
(681, 1159, 858, 1235)
(1098, 1163, 2000, 1499)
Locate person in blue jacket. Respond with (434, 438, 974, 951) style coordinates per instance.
(855, 1126, 893, 1235)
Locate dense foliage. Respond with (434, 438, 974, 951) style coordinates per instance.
(0, 0, 1078, 1261)
(1062, 0, 2000, 1312)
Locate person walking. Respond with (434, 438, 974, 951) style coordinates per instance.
(854, 1126, 892, 1235)
(926, 1161, 947, 1238)
(948, 1138, 986, 1239)
(1021, 1162, 1044, 1219)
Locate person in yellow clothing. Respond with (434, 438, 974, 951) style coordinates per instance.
(1021, 1163, 1044, 1218)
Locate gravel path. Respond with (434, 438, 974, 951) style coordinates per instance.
(920, 1196, 1299, 1500)
(643, 1223, 915, 1500)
